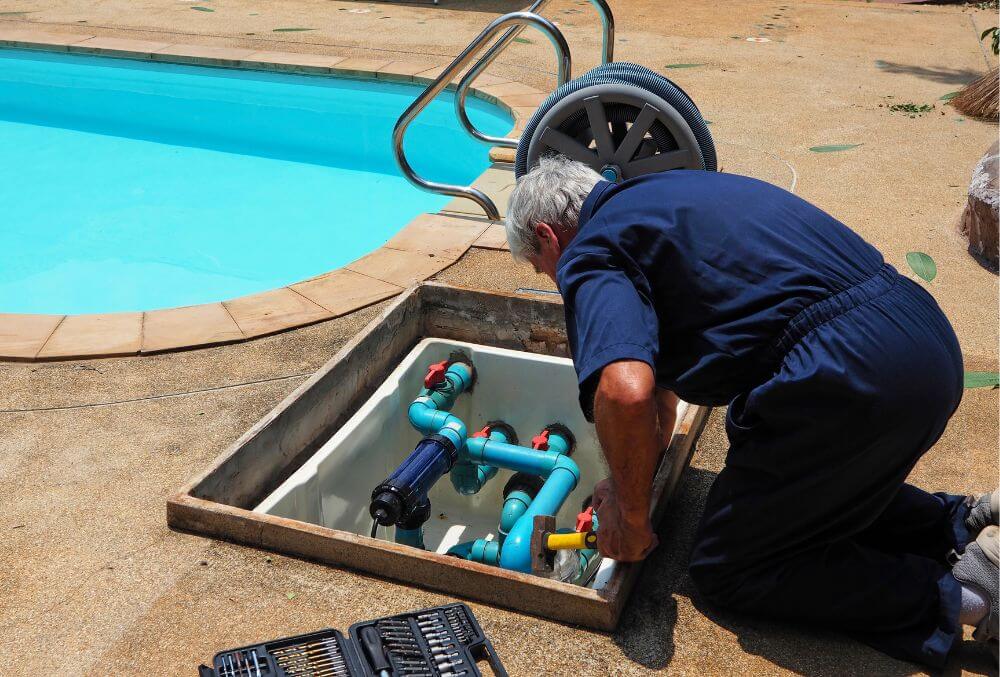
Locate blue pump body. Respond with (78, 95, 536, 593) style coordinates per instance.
(382, 435, 456, 505)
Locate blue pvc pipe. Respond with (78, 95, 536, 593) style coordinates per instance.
(498, 454, 580, 573)
(545, 430, 572, 456)
(450, 462, 495, 495)
(446, 540, 475, 559)
(575, 548, 599, 583)
(401, 364, 583, 574)
(451, 426, 507, 495)
(446, 538, 501, 565)
(407, 403, 466, 448)
(395, 527, 425, 549)
(498, 489, 533, 539)
(407, 361, 474, 448)
(464, 438, 563, 475)
(471, 538, 501, 565)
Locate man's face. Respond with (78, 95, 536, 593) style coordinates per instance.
(528, 222, 563, 285)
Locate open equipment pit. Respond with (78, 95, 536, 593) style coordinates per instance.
(168, 283, 709, 629)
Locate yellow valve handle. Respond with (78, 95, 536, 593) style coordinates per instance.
(545, 531, 598, 550)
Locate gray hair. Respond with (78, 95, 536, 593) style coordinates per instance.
(505, 155, 603, 261)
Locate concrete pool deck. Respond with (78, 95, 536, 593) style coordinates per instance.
(0, 0, 998, 675)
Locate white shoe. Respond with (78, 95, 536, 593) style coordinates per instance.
(966, 489, 999, 535)
(953, 525, 999, 647)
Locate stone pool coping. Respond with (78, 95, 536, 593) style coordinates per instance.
(0, 28, 534, 361)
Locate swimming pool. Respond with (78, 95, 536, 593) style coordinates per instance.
(0, 48, 512, 315)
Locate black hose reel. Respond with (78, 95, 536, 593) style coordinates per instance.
(514, 62, 717, 182)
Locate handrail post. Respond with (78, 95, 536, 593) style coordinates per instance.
(392, 12, 571, 220)
(591, 0, 615, 65)
(454, 0, 614, 149)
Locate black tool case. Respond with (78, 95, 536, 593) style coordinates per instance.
(198, 603, 508, 677)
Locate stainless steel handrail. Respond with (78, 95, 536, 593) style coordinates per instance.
(392, 12, 571, 220)
(454, 0, 614, 150)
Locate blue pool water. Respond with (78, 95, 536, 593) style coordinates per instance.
(0, 48, 512, 314)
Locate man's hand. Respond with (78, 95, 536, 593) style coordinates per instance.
(592, 478, 658, 561)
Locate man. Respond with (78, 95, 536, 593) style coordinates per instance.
(505, 155, 997, 665)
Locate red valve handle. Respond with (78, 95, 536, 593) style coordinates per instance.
(576, 506, 594, 533)
(423, 360, 449, 389)
(471, 424, 491, 439)
(531, 429, 550, 450)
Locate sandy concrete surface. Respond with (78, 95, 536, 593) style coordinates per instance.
(1, 0, 998, 675)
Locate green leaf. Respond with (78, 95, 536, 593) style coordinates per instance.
(190, 6, 214, 11)
(964, 371, 1000, 389)
(809, 143, 862, 153)
(286, 592, 297, 600)
(664, 63, 706, 69)
(888, 102, 933, 114)
(513, 37, 533, 44)
(273, 27, 315, 32)
(939, 91, 960, 101)
(905, 251, 937, 282)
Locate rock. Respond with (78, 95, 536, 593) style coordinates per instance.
(960, 141, 999, 272)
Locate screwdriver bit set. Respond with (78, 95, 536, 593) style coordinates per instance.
(198, 603, 507, 677)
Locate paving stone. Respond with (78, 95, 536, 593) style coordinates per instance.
(443, 165, 515, 218)
(152, 44, 257, 66)
(0, 314, 64, 360)
(473, 224, 511, 251)
(332, 57, 392, 78)
(478, 81, 542, 99)
(68, 36, 172, 58)
(141, 303, 244, 353)
(290, 269, 402, 315)
(37, 313, 142, 359)
(243, 50, 346, 73)
(500, 92, 546, 108)
(345, 247, 454, 287)
(0, 28, 93, 50)
(376, 60, 436, 82)
(384, 213, 490, 259)
(223, 288, 331, 338)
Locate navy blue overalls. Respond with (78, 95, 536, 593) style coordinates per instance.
(556, 171, 968, 666)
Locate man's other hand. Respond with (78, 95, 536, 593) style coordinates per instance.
(592, 478, 659, 561)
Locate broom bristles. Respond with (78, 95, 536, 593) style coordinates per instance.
(952, 67, 999, 120)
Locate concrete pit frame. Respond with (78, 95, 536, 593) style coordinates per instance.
(167, 282, 710, 630)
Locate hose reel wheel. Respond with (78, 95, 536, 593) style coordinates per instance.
(515, 62, 717, 181)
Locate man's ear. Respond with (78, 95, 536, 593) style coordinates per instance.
(534, 222, 556, 247)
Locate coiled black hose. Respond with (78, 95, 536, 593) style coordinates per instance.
(514, 61, 716, 178)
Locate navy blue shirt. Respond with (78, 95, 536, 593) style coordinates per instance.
(556, 171, 884, 416)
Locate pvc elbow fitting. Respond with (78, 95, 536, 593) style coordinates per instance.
(470, 538, 501, 565)
(446, 538, 500, 566)
(449, 461, 498, 496)
(498, 489, 532, 537)
(445, 362, 474, 393)
(498, 458, 581, 572)
(408, 401, 467, 445)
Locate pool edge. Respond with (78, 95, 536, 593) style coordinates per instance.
(0, 31, 536, 361)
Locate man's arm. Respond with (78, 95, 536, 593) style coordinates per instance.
(591, 359, 662, 561)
